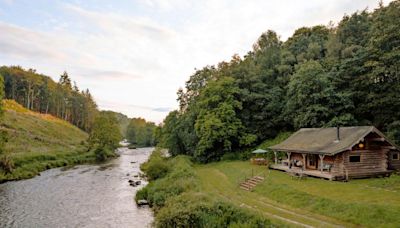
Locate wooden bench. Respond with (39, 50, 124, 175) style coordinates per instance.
(322, 164, 332, 172)
(287, 170, 307, 180)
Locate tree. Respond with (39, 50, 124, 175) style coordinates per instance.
(194, 77, 256, 162)
(0, 66, 99, 131)
(88, 112, 122, 161)
(126, 118, 156, 147)
(157, 1, 400, 162)
(286, 60, 354, 128)
(0, 73, 12, 172)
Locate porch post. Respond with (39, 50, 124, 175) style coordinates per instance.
(302, 154, 306, 171)
(274, 151, 277, 164)
(319, 154, 325, 173)
(287, 152, 292, 169)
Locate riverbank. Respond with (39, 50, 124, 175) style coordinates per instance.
(138, 149, 400, 227)
(0, 148, 98, 183)
(135, 149, 277, 227)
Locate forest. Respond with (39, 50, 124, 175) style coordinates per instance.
(157, 1, 400, 162)
(126, 118, 157, 147)
(0, 66, 98, 132)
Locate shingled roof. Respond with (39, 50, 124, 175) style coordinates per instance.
(269, 126, 397, 155)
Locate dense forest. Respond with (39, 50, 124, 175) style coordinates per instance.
(157, 1, 400, 162)
(0, 66, 98, 131)
(126, 118, 157, 147)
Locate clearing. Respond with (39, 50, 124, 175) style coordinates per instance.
(196, 161, 400, 227)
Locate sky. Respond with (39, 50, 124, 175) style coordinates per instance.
(0, 0, 393, 123)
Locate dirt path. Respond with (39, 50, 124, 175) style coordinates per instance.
(196, 167, 350, 228)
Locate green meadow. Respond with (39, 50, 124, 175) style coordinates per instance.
(0, 100, 96, 182)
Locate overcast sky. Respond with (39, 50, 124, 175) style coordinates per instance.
(0, 0, 393, 123)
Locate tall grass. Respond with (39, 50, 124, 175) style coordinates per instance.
(0, 150, 96, 182)
(0, 99, 95, 182)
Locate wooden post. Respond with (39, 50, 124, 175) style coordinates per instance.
(274, 151, 277, 164)
(302, 154, 306, 171)
(319, 154, 325, 173)
(287, 152, 292, 169)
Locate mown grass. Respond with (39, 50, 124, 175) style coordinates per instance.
(0, 100, 96, 182)
(196, 161, 400, 227)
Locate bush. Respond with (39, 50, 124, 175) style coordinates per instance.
(221, 152, 241, 161)
(136, 153, 197, 208)
(141, 150, 170, 181)
(0, 153, 14, 173)
(94, 146, 116, 161)
(156, 192, 272, 228)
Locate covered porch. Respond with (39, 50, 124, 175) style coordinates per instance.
(270, 164, 335, 180)
(270, 151, 337, 180)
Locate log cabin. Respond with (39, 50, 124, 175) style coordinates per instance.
(268, 126, 400, 180)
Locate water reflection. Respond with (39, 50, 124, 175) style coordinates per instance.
(0, 147, 154, 228)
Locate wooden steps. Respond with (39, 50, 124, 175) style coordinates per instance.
(239, 176, 264, 191)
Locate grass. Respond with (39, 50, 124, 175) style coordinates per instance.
(195, 161, 400, 227)
(141, 133, 400, 227)
(136, 150, 278, 227)
(0, 100, 96, 182)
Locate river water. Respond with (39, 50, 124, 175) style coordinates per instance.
(0, 147, 154, 228)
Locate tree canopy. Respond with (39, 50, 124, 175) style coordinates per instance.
(157, 1, 400, 162)
(0, 66, 98, 132)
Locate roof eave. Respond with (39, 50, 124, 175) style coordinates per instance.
(268, 147, 341, 156)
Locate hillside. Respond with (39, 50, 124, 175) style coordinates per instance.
(0, 100, 95, 182)
(3, 100, 88, 153)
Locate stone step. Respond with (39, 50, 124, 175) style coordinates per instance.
(240, 182, 254, 188)
(246, 181, 258, 186)
(248, 179, 261, 184)
(239, 176, 264, 191)
(253, 176, 264, 181)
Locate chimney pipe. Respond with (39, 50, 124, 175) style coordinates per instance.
(336, 126, 340, 141)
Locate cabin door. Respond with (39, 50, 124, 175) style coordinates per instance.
(307, 154, 318, 170)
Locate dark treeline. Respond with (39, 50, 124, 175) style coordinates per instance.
(102, 111, 157, 147)
(158, 1, 400, 162)
(0, 66, 98, 131)
(126, 118, 156, 147)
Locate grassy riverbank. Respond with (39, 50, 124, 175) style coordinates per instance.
(0, 100, 96, 182)
(136, 149, 278, 227)
(139, 146, 400, 227)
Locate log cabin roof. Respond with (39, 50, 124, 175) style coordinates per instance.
(269, 126, 398, 155)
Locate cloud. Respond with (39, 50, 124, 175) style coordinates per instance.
(78, 69, 142, 80)
(152, 107, 172, 112)
(0, 22, 66, 61)
(0, 0, 393, 123)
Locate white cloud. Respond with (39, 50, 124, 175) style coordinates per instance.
(0, 0, 394, 122)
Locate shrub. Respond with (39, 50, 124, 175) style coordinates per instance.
(142, 158, 170, 181)
(221, 152, 241, 161)
(156, 192, 272, 228)
(0, 153, 14, 173)
(136, 154, 197, 208)
(94, 146, 115, 161)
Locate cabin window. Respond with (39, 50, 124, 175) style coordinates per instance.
(392, 152, 399, 160)
(349, 155, 361, 163)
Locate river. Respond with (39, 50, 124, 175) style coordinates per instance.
(0, 147, 154, 228)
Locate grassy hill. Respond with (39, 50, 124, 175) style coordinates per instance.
(0, 100, 95, 182)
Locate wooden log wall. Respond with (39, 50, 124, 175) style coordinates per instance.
(388, 150, 400, 170)
(343, 149, 388, 178)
